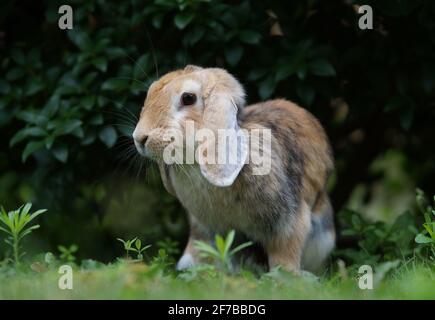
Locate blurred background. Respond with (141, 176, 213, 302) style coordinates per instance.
(0, 0, 434, 263)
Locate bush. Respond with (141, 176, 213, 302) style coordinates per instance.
(1, 0, 435, 259)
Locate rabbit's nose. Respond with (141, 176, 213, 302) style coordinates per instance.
(138, 135, 149, 147)
(132, 129, 149, 152)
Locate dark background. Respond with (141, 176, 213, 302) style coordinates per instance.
(0, 0, 434, 263)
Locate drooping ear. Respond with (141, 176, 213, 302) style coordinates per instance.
(198, 69, 248, 187)
(158, 162, 176, 196)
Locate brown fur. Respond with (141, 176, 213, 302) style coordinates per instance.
(242, 99, 333, 209)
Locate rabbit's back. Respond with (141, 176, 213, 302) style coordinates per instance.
(240, 99, 334, 211)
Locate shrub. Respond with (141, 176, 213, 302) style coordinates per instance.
(0, 0, 434, 258)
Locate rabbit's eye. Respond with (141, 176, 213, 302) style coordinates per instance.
(181, 92, 197, 106)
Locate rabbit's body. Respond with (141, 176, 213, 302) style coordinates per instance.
(164, 99, 334, 272)
(133, 66, 335, 273)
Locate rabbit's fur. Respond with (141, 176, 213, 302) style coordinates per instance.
(133, 65, 335, 273)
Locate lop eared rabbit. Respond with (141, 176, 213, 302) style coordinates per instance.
(133, 65, 335, 273)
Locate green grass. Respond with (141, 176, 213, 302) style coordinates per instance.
(0, 198, 434, 300)
(0, 260, 433, 299)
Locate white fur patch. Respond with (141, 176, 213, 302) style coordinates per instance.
(176, 253, 196, 270)
(181, 79, 201, 93)
(302, 230, 335, 273)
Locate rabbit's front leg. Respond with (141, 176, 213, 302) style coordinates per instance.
(265, 202, 311, 274)
(176, 214, 211, 270)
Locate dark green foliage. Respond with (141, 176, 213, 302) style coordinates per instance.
(414, 189, 435, 258)
(0, 0, 434, 261)
(336, 209, 417, 266)
(335, 189, 435, 267)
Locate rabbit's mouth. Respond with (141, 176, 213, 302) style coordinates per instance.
(135, 135, 177, 164)
(134, 142, 153, 159)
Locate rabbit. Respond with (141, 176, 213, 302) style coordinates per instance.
(133, 65, 335, 274)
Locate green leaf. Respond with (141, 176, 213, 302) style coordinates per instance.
(247, 68, 267, 81)
(275, 64, 297, 82)
(106, 47, 126, 60)
(81, 96, 96, 111)
(117, 238, 126, 245)
(52, 145, 69, 163)
(22, 140, 45, 162)
(415, 233, 433, 244)
(142, 244, 151, 252)
(185, 27, 206, 46)
(10, 127, 47, 146)
(224, 230, 235, 255)
(67, 30, 92, 51)
(194, 241, 219, 258)
(127, 237, 138, 250)
(133, 54, 150, 79)
(53, 119, 83, 136)
(215, 235, 226, 255)
(45, 136, 55, 149)
(89, 114, 103, 125)
(259, 76, 276, 99)
(296, 84, 315, 106)
(230, 241, 253, 255)
(225, 46, 244, 66)
(239, 31, 261, 44)
(11, 49, 26, 65)
(297, 67, 307, 80)
(135, 239, 141, 250)
(17, 110, 48, 126)
(400, 108, 414, 131)
(174, 12, 194, 29)
(101, 79, 126, 91)
(18, 225, 40, 240)
(0, 79, 11, 94)
(423, 222, 434, 237)
(0, 225, 11, 235)
(6, 67, 26, 81)
(21, 203, 32, 216)
(28, 209, 46, 222)
(25, 81, 44, 96)
(92, 57, 108, 72)
(309, 59, 336, 76)
(99, 126, 118, 148)
(309, 59, 336, 77)
(152, 13, 165, 29)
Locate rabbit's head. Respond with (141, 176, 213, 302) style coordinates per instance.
(133, 65, 248, 187)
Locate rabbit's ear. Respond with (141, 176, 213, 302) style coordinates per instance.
(199, 69, 248, 187)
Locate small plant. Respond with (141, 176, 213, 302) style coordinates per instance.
(415, 189, 435, 259)
(58, 244, 79, 263)
(157, 238, 180, 258)
(117, 237, 151, 261)
(153, 238, 180, 269)
(194, 230, 252, 272)
(0, 203, 46, 266)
